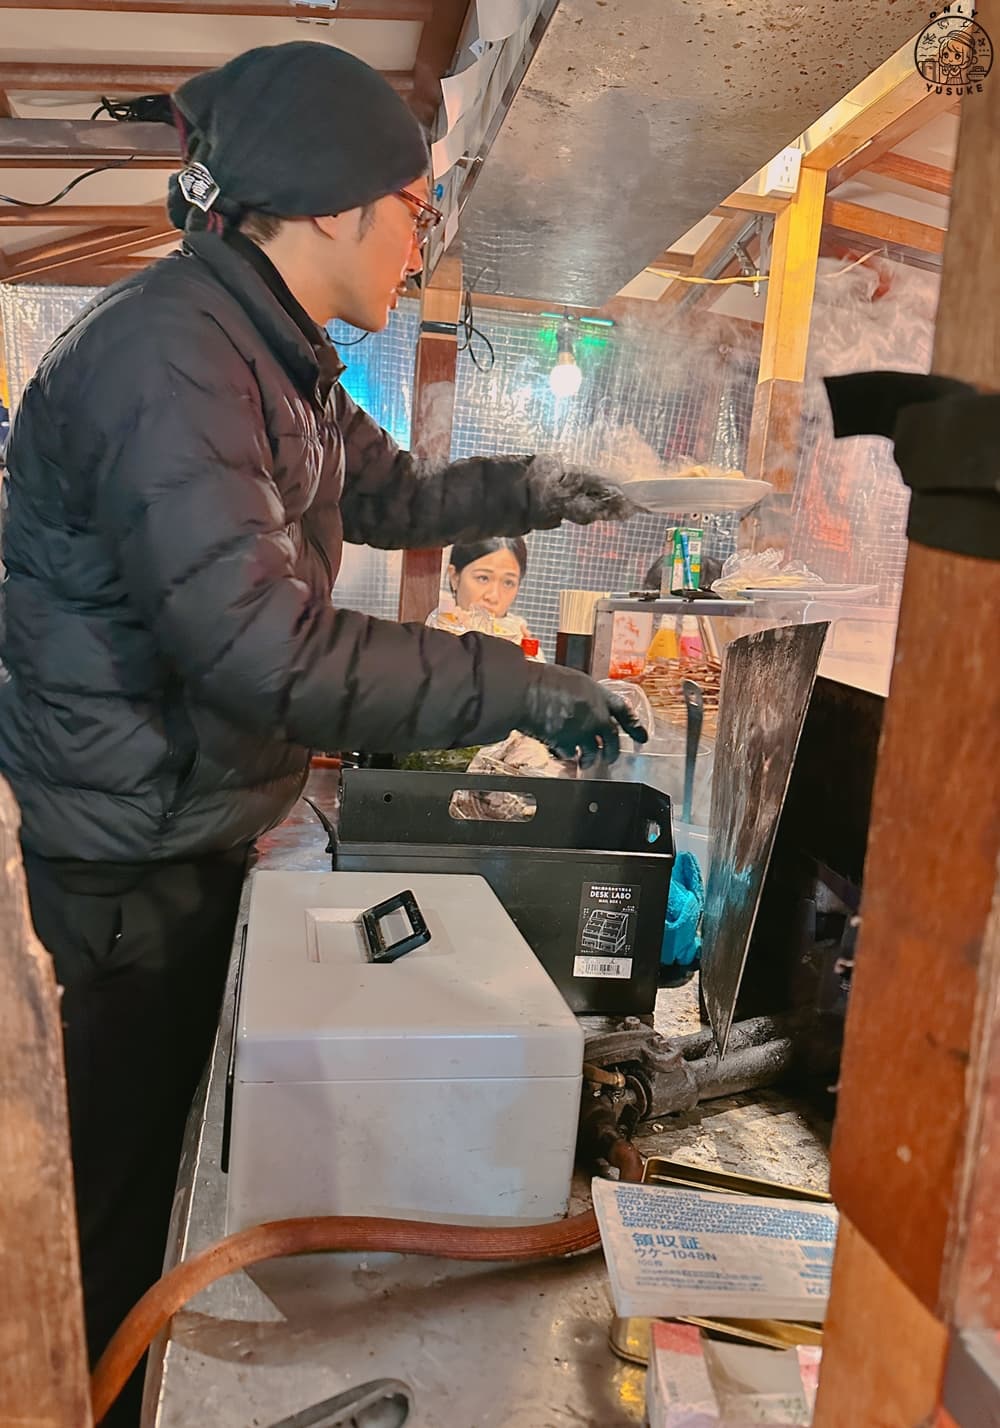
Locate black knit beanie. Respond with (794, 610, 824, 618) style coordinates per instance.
(167, 41, 429, 232)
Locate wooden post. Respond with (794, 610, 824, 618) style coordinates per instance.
(0, 777, 92, 1427)
(743, 166, 826, 548)
(813, 13, 1000, 1419)
(398, 254, 463, 624)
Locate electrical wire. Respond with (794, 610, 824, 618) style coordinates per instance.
(457, 288, 495, 371)
(0, 158, 136, 209)
(827, 248, 882, 278)
(648, 270, 770, 286)
(90, 95, 175, 124)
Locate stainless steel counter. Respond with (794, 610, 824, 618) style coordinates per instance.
(146, 771, 830, 1428)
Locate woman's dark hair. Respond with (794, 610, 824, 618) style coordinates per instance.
(449, 537, 528, 582)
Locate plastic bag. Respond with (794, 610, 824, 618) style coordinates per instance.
(426, 600, 540, 651)
(598, 679, 654, 746)
(449, 732, 574, 823)
(712, 548, 825, 598)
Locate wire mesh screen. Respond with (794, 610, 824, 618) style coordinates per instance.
(449, 304, 759, 654)
(328, 307, 422, 620)
(0, 287, 416, 621)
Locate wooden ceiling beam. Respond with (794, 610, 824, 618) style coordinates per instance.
(647, 248, 695, 271)
(717, 191, 789, 215)
(824, 87, 955, 189)
(656, 213, 751, 307)
(0, 203, 170, 227)
(805, 69, 944, 174)
(0, 118, 179, 168)
(6, 224, 177, 282)
(824, 198, 945, 255)
(0, 0, 430, 13)
(23, 260, 149, 286)
(0, 61, 414, 97)
(864, 151, 952, 195)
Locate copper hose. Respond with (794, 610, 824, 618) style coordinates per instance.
(91, 1160, 643, 1426)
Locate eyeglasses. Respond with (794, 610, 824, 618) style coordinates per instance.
(395, 188, 444, 243)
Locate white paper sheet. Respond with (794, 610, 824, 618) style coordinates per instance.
(477, 0, 535, 43)
(593, 1179, 838, 1322)
(431, 115, 471, 178)
(440, 50, 492, 131)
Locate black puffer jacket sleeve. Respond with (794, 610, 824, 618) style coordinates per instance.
(89, 308, 532, 752)
(337, 384, 540, 548)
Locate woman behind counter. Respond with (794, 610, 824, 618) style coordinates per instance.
(426, 537, 543, 656)
(417, 539, 564, 803)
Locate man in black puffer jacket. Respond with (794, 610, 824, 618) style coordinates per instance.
(0, 43, 644, 1424)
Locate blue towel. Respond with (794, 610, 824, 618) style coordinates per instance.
(661, 850, 705, 969)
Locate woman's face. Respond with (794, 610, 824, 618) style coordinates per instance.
(450, 549, 523, 617)
(941, 37, 969, 69)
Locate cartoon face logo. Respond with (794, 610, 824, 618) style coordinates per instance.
(915, 14, 994, 89)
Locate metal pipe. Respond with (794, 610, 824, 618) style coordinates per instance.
(688, 1036, 796, 1102)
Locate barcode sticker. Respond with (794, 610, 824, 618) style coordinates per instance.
(574, 955, 634, 980)
(574, 882, 639, 979)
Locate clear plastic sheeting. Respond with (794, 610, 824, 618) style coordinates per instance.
(0, 283, 99, 410)
(791, 256, 940, 604)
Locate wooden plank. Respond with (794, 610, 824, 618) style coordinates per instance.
(743, 377, 802, 497)
(740, 166, 824, 549)
(0, 60, 413, 96)
(0, 117, 181, 168)
(0, 202, 170, 227)
(866, 151, 952, 195)
(827, 0, 1000, 1324)
(0, 776, 93, 1428)
(758, 165, 826, 385)
(824, 198, 945, 255)
(0, 0, 429, 13)
(411, 0, 470, 126)
(24, 262, 142, 286)
(827, 88, 955, 189)
(805, 69, 939, 174)
(655, 214, 748, 306)
(813, 1219, 949, 1428)
(7, 224, 177, 281)
(648, 248, 695, 271)
(399, 254, 462, 624)
(717, 191, 790, 215)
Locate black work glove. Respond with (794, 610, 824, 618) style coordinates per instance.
(520, 665, 649, 769)
(525, 455, 637, 528)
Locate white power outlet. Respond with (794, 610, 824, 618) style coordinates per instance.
(764, 146, 802, 197)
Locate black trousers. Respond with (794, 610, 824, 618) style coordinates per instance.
(23, 847, 248, 1427)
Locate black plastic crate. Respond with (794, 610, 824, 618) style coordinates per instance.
(335, 770, 674, 1016)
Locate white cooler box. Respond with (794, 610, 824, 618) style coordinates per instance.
(226, 870, 584, 1232)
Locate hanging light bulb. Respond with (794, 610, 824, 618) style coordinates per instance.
(548, 327, 583, 398)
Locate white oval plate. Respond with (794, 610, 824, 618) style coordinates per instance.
(628, 477, 773, 515)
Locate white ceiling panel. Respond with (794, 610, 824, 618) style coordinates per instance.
(1, 12, 421, 69)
